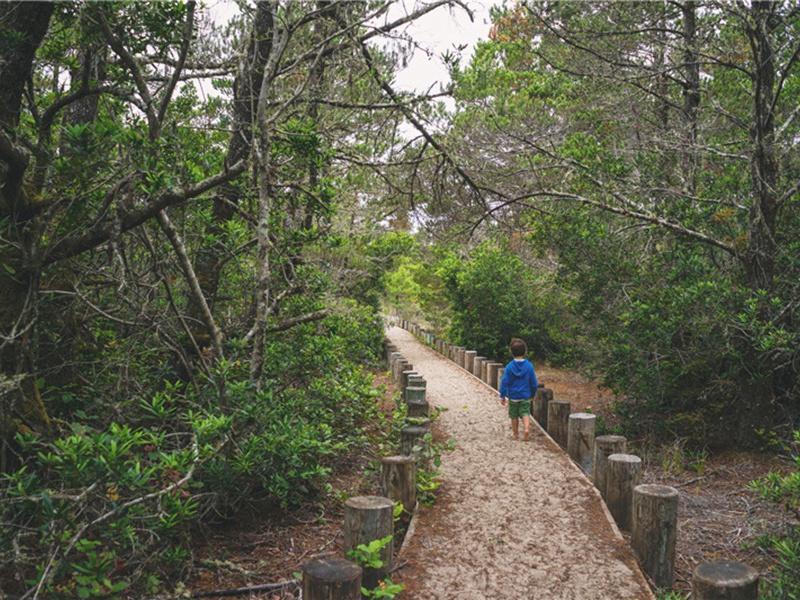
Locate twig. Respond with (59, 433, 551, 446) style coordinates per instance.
(192, 579, 299, 598)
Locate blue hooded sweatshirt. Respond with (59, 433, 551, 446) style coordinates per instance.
(499, 358, 538, 400)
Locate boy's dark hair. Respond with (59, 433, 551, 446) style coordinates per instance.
(510, 338, 527, 358)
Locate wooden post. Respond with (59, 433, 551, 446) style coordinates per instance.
(547, 400, 571, 449)
(407, 375, 425, 388)
(404, 386, 426, 404)
(455, 346, 465, 367)
(606, 454, 642, 531)
(473, 357, 485, 378)
(395, 361, 412, 383)
(401, 425, 429, 457)
(692, 561, 759, 600)
(485, 362, 498, 388)
(303, 557, 362, 600)
(632, 484, 679, 589)
(592, 435, 627, 499)
(567, 413, 596, 473)
(464, 351, 476, 373)
(381, 456, 416, 514)
(406, 398, 429, 418)
(497, 367, 505, 390)
(343, 496, 394, 591)
(481, 359, 489, 382)
(533, 386, 552, 430)
(401, 370, 417, 391)
(385, 343, 398, 362)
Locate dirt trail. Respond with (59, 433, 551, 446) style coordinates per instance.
(387, 326, 654, 600)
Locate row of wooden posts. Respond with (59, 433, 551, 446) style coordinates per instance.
(390, 318, 762, 599)
(300, 338, 430, 598)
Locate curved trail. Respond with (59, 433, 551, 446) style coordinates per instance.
(388, 326, 654, 600)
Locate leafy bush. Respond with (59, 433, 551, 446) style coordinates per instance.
(1, 304, 387, 596)
(748, 430, 800, 598)
(438, 243, 560, 361)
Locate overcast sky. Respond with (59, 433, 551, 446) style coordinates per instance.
(389, 1, 500, 93)
(205, 1, 501, 93)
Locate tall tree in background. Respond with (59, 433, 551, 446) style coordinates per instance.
(447, 0, 800, 442)
(0, 0, 469, 448)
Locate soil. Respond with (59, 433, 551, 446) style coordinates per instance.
(184, 326, 797, 599)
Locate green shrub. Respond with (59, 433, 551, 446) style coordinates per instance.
(748, 430, 800, 598)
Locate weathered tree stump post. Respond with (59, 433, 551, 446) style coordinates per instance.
(692, 561, 759, 600)
(443, 342, 452, 360)
(406, 397, 429, 419)
(592, 435, 627, 499)
(407, 375, 425, 389)
(533, 386, 552, 430)
(381, 455, 416, 514)
(343, 496, 394, 591)
(632, 484, 679, 589)
(404, 385, 426, 404)
(455, 346, 465, 367)
(401, 425, 429, 457)
(401, 370, 417, 391)
(385, 343, 398, 362)
(473, 357, 485, 378)
(487, 362, 501, 388)
(606, 454, 642, 531)
(547, 400, 571, 449)
(464, 350, 476, 373)
(395, 361, 412, 383)
(388, 352, 401, 375)
(303, 557, 362, 600)
(497, 367, 505, 390)
(567, 413, 596, 473)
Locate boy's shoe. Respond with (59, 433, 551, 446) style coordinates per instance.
(523, 432, 530, 441)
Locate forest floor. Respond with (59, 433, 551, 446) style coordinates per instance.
(186, 327, 796, 599)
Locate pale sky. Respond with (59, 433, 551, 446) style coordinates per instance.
(205, 1, 502, 93)
(389, 1, 500, 93)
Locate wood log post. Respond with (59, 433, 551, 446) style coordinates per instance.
(406, 397, 429, 419)
(454, 346, 465, 367)
(464, 350, 476, 373)
(473, 357, 485, 378)
(533, 386, 552, 430)
(606, 454, 642, 531)
(632, 484, 679, 589)
(303, 557, 362, 600)
(497, 367, 505, 390)
(388, 352, 401, 376)
(692, 561, 759, 600)
(343, 496, 394, 591)
(547, 400, 571, 449)
(481, 359, 489, 382)
(567, 413, 596, 473)
(407, 375, 425, 388)
(397, 361, 412, 384)
(485, 362, 498, 388)
(381, 455, 416, 514)
(401, 425, 429, 457)
(401, 370, 417, 392)
(385, 343, 398, 362)
(404, 386, 426, 404)
(443, 342, 452, 360)
(592, 435, 627, 499)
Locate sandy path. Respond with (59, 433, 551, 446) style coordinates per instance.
(387, 326, 654, 600)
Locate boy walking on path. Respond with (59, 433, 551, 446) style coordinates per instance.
(499, 338, 538, 441)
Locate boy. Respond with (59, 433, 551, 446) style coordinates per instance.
(499, 338, 538, 441)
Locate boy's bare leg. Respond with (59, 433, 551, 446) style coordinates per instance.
(522, 415, 531, 441)
(511, 418, 519, 439)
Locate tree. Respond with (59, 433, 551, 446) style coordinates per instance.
(445, 0, 800, 442)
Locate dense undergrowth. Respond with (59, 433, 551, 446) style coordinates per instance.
(0, 306, 387, 598)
